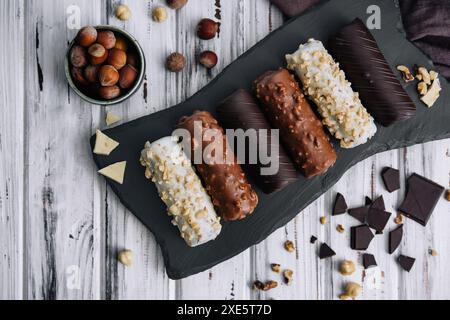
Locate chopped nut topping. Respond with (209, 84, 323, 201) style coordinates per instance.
(320, 216, 327, 225)
(270, 263, 281, 273)
(284, 240, 295, 253)
(397, 65, 415, 82)
(283, 269, 294, 286)
(430, 249, 438, 257)
(336, 224, 345, 233)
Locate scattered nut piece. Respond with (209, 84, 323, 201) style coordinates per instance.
(283, 269, 293, 286)
(115, 4, 132, 21)
(394, 213, 403, 225)
(284, 240, 295, 253)
(418, 67, 431, 85)
(416, 74, 423, 81)
(430, 70, 439, 81)
(429, 249, 438, 257)
(152, 6, 168, 23)
(262, 280, 278, 291)
(320, 216, 327, 225)
(339, 260, 356, 276)
(397, 65, 414, 82)
(417, 81, 428, 96)
(252, 280, 264, 290)
(421, 78, 442, 108)
(270, 263, 281, 273)
(336, 224, 345, 233)
(445, 190, 450, 201)
(118, 249, 133, 266)
(341, 282, 361, 300)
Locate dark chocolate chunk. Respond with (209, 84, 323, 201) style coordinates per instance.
(362, 254, 377, 269)
(365, 197, 372, 206)
(310, 235, 318, 244)
(382, 167, 400, 193)
(371, 196, 385, 211)
(398, 173, 445, 226)
(329, 18, 416, 127)
(367, 208, 391, 233)
(319, 243, 336, 259)
(348, 206, 369, 223)
(351, 225, 374, 251)
(217, 89, 299, 194)
(398, 255, 415, 272)
(333, 193, 348, 216)
(389, 225, 403, 254)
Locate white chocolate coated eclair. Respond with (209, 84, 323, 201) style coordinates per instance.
(140, 136, 222, 247)
(286, 39, 377, 148)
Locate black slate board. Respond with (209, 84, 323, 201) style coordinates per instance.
(90, 0, 450, 279)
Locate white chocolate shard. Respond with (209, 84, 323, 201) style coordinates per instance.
(106, 112, 121, 126)
(98, 161, 127, 184)
(93, 130, 119, 155)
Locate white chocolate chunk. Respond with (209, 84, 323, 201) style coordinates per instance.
(421, 78, 442, 108)
(94, 130, 119, 155)
(98, 161, 127, 184)
(140, 136, 221, 247)
(286, 39, 377, 148)
(106, 112, 121, 126)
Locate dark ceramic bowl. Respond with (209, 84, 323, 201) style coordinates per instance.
(65, 25, 145, 106)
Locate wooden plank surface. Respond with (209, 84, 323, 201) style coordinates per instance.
(0, 0, 449, 300)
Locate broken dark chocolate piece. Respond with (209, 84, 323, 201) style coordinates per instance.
(363, 254, 377, 269)
(398, 173, 445, 226)
(365, 197, 372, 206)
(333, 193, 348, 216)
(329, 18, 416, 127)
(371, 196, 385, 211)
(367, 208, 391, 233)
(310, 235, 318, 244)
(382, 167, 400, 193)
(398, 255, 415, 272)
(389, 225, 403, 254)
(348, 206, 369, 223)
(319, 243, 336, 259)
(351, 225, 374, 251)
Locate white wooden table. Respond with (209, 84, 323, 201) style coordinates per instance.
(1, 0, 449, 300)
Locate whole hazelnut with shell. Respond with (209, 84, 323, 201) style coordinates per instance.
(99, 65, 119, 86)
(107, 49, 127, 70)
(166, 52, 186, 72)
(76, 26, 97, 47)
(166, 0, 187, 10)
(88, 43, 109, 65)
(115, 4, 132, 21)
(70, 45, 88, 68)
(99, 85, 121, 100)
(96, 30, 116, 49)
(197, 18, 218, 40)
(198, 51, 218, 69)
(119, 64, 138, 89)
(114, 36, 128, 52)
(84, 65, 99, 83)
(71, 67, 89, 86)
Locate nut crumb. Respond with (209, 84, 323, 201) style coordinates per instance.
(397, 65, 414, 82)
(270, 263, 281, 273)
(336, 224, 345, 233)
(430, 249, 438, 257)
(418, 81, 428, 96)
(283, 269, 294, 286)
(445, 190, 450, 201)
(320, 216, 327, 225)
(394, 213, 403, 225)
(118, 249, 133, 266)
(262, 280, 278, 291)
(284, 240, 295, 253)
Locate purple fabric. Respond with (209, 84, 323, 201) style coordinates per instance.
(270, 0, 450, 81)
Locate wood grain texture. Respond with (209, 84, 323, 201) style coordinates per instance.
(1, 0, 449, 300)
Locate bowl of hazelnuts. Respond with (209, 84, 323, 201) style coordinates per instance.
(65, 25, 145, 105)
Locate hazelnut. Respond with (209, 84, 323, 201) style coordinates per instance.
(283, 269, 293, 286)
(69, 45, 88, 68)
(284, 240, 295, 253)
(429, 249, 438, 257)
(71, 67, 89, 86)
(336, 224, 345, 233)
(76, 26, 97, 47)
(119, 64, 138, 89)
(342, 282, 361, 300)
(126, 52, 139, 68)
(445, 189, 450, 201)
(99, 65, 119, 86)
(117, 249, 133, 266)
(114, 36, 129, 52)
(270, 263, 281, 273)
(394, 213, 403, 225)
(99, 85, 121, 100)
(166, 52, 186, 72)
(84, 65, 99, 83)
(96, 30, 116, 49)
(167, 0, 187, 10)
(262, 280, 278, 291)
(88, 44, 109, 65)
(418, 67, 431, 85)
(320, 216, 327, 225)
(197, 18, 218, 40)
(339, 260, 356, 276)
(116, 4, 132, 21)
(107, 48, 127, 70)
(152, 6, 168, 23)
(198, 51, 218, 69)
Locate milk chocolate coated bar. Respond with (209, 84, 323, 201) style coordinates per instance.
(254, 69, 337, 177)
(328, 19, 416, 126)
(177, 111, 258, 221)
(217, 89, 299, 194)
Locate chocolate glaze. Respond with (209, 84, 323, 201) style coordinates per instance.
(177, 111, 258, 221)
(254, 69, 337, 178)
(328, 18, 416, 127)
(217, 89, 299, 194)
